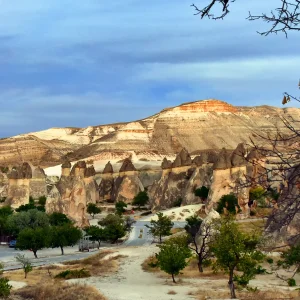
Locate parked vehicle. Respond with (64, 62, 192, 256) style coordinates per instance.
(9, 240, 17, 249)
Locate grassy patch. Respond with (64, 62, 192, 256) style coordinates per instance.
(237, 219, 266, 234)
(55, 268, 90, 279)
(13, 282, 106, 300)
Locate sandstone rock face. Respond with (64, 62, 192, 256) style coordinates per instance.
(111, 159, 144, 203)
(0, 171, 9, 198)
(46, 161, 98, 226)
(0, 100, 298, 168)
(29, 167, 47, 199)
(5, 163, 33, 208)
(98, 162, 114, 202)
(265, 164, 300, 246)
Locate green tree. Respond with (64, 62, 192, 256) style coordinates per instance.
(0, 262, 12, 298)
(0, 206, 14, 236)
(278, 245, 300, 279)
(185, 215, 211, 272)
(132, 191, 149, 208)
(84, 225, 106, 248)
(194, 186, 210, 201)
(38, 195, 47, 206)
(115, 201, 127, 215)
(49, 212, 72, 226)
(15, 197, 36, 212)
(249, 186, 267, 207)
(87, 203, 101, 218)
(7, 209, 49, 235)
(50, 224, 82, 255)
(99, 214, 127, 243)
(211, 217, 264, 299)
(15, 254, 33, 279)
(16, 227, 50, 258)
(216, 194, 239, 215)
(156, 236, 192, 283)
(146, 212, 174, 243)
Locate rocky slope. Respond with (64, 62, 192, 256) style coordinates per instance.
(0, 99, 299, 168)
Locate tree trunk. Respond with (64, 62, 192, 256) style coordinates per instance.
(159, 234, 162, 244)
(98, 240, 101, 249)
(33, 250, 38, 259)
(60, 246, 64, 255)
(228, 269, 236, 299)
(171, 273, 176, 283)
(25, 271, 27, 279)
(198, 258, 204, 273)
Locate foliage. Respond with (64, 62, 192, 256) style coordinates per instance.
(216, 194, 239, 214)
(146, 212, 174, 243)
(84, 225, 106, 248)
(16, 227, 51, 258)
(185, 214, 211, 272)
(0, 262, 12, 298)
(156, 236, 192, 283)
(115, 201, 127, 215)
(287, 278, 296, 286)
(15, 197, 45, 212)
(50, 224, 82, 255)
(7, 209, 49, 235)
(132, 191, 149, 208)
(87, 203, 101, 218)
(55, 268, 90, 279)
(194, 186, 210, 200)
(15, 254, 33, 278)
(173, 198, 182, 207)
(211, 217, 264, 299)
(0, 277, 12, 298)
(277, 245, 300, 277)
(250, 186, 268, 207)
(266, 257, 274, 264)
(38, 196, 47, 206)
(0, 206, 14, 235)
(49, 212, 72, 226)
(98, 214, 127, 243)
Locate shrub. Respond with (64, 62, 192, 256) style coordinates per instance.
(194, 186, 209, 201)
(287, 278, 296, 286)
(55, 268, 90, 279)
(216, 194, 239, 214)
(250, 210, 257, 216)
(266, 257, 274, 264)
(0, 277, 12, 298)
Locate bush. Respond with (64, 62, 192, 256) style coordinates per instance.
(250, 210, 257, 216)
(255, 265, 267, 274)
(287, 278, 296, 286)
(0, 277, 12, 298)
(266, 257, 274, 264)
(216, 194, 239, 214)
(194, 186, 209, 200)
(55, 268, 90, 279)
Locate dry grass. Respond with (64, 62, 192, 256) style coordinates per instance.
(13, 282, 107, 300)
(6, 250, 126, 284)
(238, 219, 266, 234)
(142, 255, 226, 280)
(192, 288, 299, 300)
(170, 228, 185, 235)
(167, 290, 177, 295)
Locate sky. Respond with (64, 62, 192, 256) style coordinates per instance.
(0, 0, 299, 138)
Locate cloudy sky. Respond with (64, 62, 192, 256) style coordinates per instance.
(0, 0, 299, 138)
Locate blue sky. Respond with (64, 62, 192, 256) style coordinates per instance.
(0, 0, 299, 137)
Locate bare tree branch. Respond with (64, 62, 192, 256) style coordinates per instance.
(192, 0, 300, 36)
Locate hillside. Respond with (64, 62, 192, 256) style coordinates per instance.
(0, 99, 299, 168)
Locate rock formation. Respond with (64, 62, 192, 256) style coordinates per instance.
(111, 159, 144, 203)
(30, 167, 47, 199)
(99, 162, 114, 202)
(206, 144, 250, 216)
(149, 149, 214, 209)
(0, 100, 298, 168)
(46, 161, 98, 226)
(6, 163, 32, 208)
